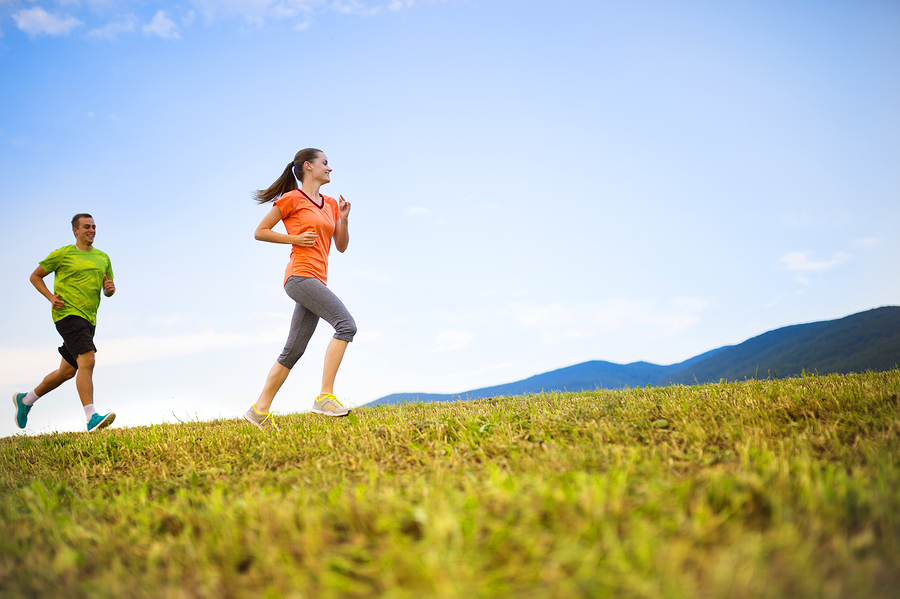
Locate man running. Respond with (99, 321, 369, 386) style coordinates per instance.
(13, 213, 118, 433)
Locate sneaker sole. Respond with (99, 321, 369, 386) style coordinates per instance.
(12, 393, 26, 429)
(311, 408, 351, 417)
(89, 412, 116, 432)
(242, 413, 265, 430)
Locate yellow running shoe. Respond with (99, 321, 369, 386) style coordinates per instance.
(312, 393, 350, 417)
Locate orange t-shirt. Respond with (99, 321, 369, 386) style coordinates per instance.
(274, 190, 340, 285)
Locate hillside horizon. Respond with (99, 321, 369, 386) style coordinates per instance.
(367, 306, 900, 406)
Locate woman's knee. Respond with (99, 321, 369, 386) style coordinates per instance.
(276, 351, 302, 370)
(334, 316, 357, 342)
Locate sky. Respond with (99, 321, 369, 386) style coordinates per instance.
(1, 0, 898, 437)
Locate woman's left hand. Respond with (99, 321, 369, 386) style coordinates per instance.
(338, 195, 351, 220)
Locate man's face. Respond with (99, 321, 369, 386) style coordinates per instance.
(73, 217, 96, 246)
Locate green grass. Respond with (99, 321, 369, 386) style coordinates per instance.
(2, 371, 899, 598)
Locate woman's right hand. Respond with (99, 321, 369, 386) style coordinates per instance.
(292, 232, 318, 247)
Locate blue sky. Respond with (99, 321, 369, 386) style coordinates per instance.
(2, 0, 898, 436)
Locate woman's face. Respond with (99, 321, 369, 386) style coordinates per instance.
(306, 153, 332, 185)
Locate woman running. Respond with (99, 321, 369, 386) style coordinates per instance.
(244, 148, 356, 430)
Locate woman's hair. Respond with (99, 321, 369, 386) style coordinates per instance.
(253, 148, 323, 204)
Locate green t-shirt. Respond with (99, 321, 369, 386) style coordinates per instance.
(39, 245, 114, 325)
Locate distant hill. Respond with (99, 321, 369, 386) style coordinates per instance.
(366, 306, 900, 406)
(662, 306, 900, 385)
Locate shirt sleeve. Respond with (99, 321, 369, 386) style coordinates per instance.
(38, 246, 67, 274)
(274, 196, 293, 220)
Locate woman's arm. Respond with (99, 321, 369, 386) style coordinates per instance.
(334, 195, 351, 253)
(255, 205, 318, 247)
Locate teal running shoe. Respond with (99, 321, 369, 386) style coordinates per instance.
(12, 393, 31, 429)
(87, 412, 116, 432)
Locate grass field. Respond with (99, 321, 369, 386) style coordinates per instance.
(1, 371, 899, 598)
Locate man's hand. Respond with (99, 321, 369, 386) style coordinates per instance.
(51, 294, 65, 310)
(103, 275, 116, 297)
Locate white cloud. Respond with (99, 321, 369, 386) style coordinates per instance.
(9, 0, 428, 40)
(406, 206, 431, 215)
(850, 237, 882, 249)
(432, 328, 474, 353)
(779, 211, 855, 229)
(765, 290, 804, 309)
(13, 7, 82, 36)
(436, 310, 472, 323)
(388, 0, 415, 10)
(0, 329, 285, 386)
(103, 328, 285, 365)
(143, 10, 179, 38)
(186, 0, 399, 25)
(508, 297, 708, 344)
(331, 0, 383, 16)
(780, 250, 849, 284)
(87, 17, 135, 40)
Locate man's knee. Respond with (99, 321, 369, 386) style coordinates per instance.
(59, 363, 77, 381)
(76, 351, 96, 371)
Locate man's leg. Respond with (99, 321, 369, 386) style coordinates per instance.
(13, 357, 77, 429)
(75, 350, 115, 432)
(74, 351, 95, 407)
(34, 357, 78, 397)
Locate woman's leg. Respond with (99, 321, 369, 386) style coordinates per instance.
(284, 278, 357, 397)
(254, 281, 321, 413)
(321, 339, 349, 396)
(254, 361, 290, 413)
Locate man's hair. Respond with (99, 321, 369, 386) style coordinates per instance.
(71, 213, 93, 229)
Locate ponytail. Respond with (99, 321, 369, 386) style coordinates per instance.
(253, 148, 322, 204)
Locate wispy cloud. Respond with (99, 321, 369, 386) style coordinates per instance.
(13, 7, 82, 36)
(779, 211, 855, 229)
(406, 206, 431, 215)
(144, 10, 179, 38)
(850, 237, 882, 249)
(780, 250, 849, 284)
(0, 328, 283, 386)
(508, 297, 708, 344)
(87, 17, 136, 40)
(388, 0, 415, 10)
(6, 0, 430, 41)
(432, 328, 474, 353)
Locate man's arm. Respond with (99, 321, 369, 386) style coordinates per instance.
(30, 266, 65, 310)
(103, 274, 115, 297)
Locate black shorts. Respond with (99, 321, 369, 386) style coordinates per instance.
(55, 315, 97, 369)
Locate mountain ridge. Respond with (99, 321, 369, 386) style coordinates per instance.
(366, 306, 900, 406)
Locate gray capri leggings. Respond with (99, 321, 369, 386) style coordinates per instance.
(277, 276, 357, 369)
